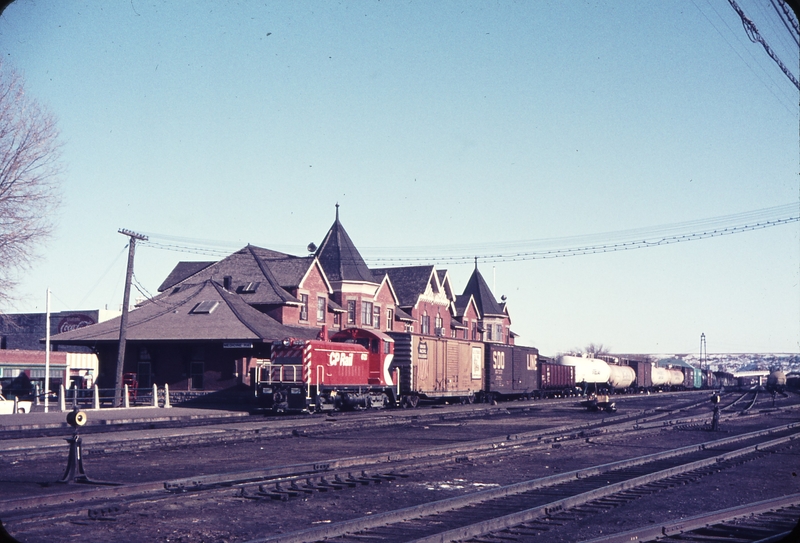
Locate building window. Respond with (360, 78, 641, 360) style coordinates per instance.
(317, 297, 326, 322)
(299, 294, 309, 321)
(434, 314, 443, 335)
(347, 300, 356, 324)
(463, 327, 468, 340)
(471, 322, 477, 340)
(373, 306, 381, 329)
(386, 309, 393, 331)
(334, 312, 341, 326)
(361, 301, 373, 326)
(496, 324, 503, 343)
(190, 361, 204, 390)
(137, 362, 152, 389)
(486, 323, 493, 341)
(421, 314, 430, 335)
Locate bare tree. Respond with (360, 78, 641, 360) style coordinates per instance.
(569, 343, 611, 357)
(0, 60, 62, 304)
(584, 343, 609, 356)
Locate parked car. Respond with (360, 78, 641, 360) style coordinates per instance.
(0, 394, 32, 414)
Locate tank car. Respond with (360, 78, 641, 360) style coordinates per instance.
(483, 343, 539, 402)
(255, 328, 397, 412)
(557, 355, 611, 391)
(650, 366, 671, 390)
(607, 364, 636, 391)
(666, 368, 685, 389)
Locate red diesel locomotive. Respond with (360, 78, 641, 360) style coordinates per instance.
(255, 328, 397, 412)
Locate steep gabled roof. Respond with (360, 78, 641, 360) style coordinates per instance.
(158, 261, 215, 292)
(315, 206, 376, 284)
(436, 269, 455, 301)
(371, 265, 436, 308)
(156, 245, 301, 306)
(461, 266, 505, 317)
(454, 293, 481, 320)
(49, 280, 317, 345)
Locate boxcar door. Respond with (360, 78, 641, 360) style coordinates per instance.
(446, 341, 459, 392)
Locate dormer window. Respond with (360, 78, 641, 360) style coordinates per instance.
(191, 301, 219, 314)
(241, 282, 259, 293)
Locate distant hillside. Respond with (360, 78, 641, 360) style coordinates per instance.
(653, 353, 800, 374)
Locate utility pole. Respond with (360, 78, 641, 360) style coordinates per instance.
(44, 288, 50, 413)
(115, 229, 148, 407)
(700, 333, 707, 385)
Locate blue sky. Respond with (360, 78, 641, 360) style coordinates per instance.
(1, 0, 798, 355)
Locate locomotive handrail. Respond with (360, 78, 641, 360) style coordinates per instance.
(257, 363, 303, 384)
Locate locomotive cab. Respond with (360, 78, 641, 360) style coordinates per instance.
(329, 328, 394, 385)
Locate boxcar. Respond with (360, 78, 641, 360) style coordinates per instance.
(682, 366, 702, 389)
(483, 343, 540, 402)
(620, 358, 653, 392)
(387, 332, 484, 406)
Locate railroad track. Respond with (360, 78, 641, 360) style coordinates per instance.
(1, 394, 779, 524)
(239, 423, 799, 543)
(2, 396, 797, 538)
(581, 493, 800, 543)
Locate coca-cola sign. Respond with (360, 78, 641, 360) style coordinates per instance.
(57, 314, 95, 334)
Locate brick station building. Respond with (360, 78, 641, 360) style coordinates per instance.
(50, 208, 514, 394)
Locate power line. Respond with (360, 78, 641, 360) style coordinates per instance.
(693, 0, 797, 114)
(769, 0, 799, 47)
(364, 215, 798, 265)
(137, 203, 800, 265)
(728, 0, 800, 90)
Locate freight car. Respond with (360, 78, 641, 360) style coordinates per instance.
(766, 370, 786, 395)
(557, 355, 638, 394)
(255, 328, 397, 412)
(387, 332, 484, 407)
(482, 343, 540, 403)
